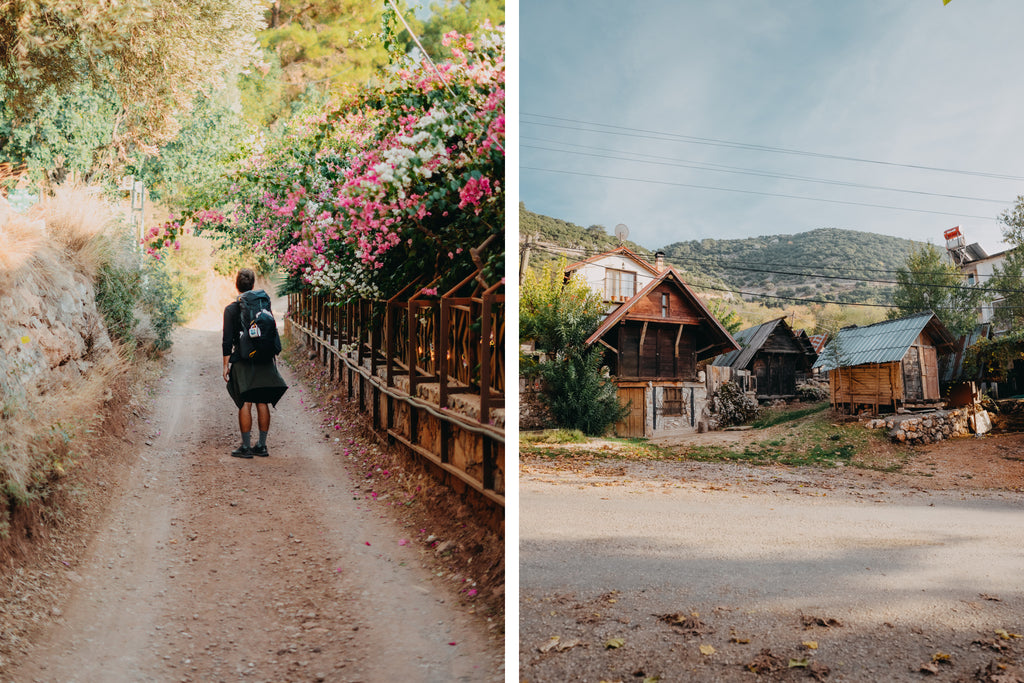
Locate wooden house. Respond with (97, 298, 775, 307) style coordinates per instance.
(571, 250, 738, 438)
(711, 317, 818, 400)
(812, 312, 956, 414)
(565, 245, 663, 309)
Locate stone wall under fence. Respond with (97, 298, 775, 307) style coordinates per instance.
(865, 406, 992, 445)
(519, 377, 554, 431)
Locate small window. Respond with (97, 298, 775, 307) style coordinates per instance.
(966, 273, 976, 286)
(661, 293, 670, 317)
(662, 387, 686, 416)
(605, 268, 636, 301)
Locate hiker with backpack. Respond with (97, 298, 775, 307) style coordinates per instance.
(222, 268, 288, 459)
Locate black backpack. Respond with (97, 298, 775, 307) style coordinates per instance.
(237, 290, 281, 362)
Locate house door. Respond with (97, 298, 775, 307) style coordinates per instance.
(616, 387, 646, 438)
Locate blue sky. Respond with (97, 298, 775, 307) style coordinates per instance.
(520, 1, 1024, 254)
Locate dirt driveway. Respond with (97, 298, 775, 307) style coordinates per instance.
(520, 435, 1024, 682)
(2, 297, 502, 682)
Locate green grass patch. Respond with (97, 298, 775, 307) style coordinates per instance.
(683, 411, 899, 469)
(520, 428, 587, 444)
(520, 438, 677, 461)
(750, 402, 828, 429)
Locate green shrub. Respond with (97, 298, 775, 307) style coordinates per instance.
(142, 259, 184, 351)
(96, 261, 142, 347)
(540, 348, 628, 436)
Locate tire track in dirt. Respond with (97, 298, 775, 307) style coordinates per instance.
(10, 319, 498, 682)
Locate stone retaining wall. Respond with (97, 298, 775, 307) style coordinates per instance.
(519, 377, 554, 431)
(865, 407, 990, 444)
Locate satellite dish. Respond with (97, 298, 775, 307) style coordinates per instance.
(614, 223, 629, 243)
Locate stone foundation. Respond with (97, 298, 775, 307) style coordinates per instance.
(865, 406, 991, 444)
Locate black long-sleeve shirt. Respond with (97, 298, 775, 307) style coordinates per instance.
(223, 301, 244, 361)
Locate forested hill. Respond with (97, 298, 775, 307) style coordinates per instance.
(521, 204, 928, 307)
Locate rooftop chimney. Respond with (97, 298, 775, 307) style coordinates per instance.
(654, 251, 665, 272)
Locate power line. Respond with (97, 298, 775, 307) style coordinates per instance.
(530, 244, 1024, 305)
(522, 166, 1000, 221)
(533, 239, 1012, 281)
(521, 138, 1011, 205)
(521, 113, 1024, 182)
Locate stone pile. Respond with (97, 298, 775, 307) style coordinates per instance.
(865, 406, 990, 444)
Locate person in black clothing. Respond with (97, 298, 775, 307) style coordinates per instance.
(222, 268, 288, 458)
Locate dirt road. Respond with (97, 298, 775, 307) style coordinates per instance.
(7, 309, 500, 681)
(520, 458, 1024, 682)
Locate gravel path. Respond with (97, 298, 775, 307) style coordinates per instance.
(6, 314, 499, 681)
(520, 458, 1024, 682)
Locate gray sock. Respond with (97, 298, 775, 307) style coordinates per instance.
(258, 431, 268, 447)
(242, 432, 251, 448)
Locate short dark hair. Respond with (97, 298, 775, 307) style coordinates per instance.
(236, 268, 255, 292)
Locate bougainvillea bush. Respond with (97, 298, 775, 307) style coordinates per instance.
(151, 22, 504, 302)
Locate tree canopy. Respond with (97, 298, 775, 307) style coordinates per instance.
(0, 0, 265, 156)
(987, 196, 1024, 331)
(888, 243, 983, 336)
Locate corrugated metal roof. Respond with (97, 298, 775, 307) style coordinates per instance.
(711, 318, 783, 369)
(813, 312, 952, 371)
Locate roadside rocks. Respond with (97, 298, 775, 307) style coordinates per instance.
(865, 406, 991, 445)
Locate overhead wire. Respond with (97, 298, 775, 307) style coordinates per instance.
(525, 238, 1014, 281)
(521, 112, 1024, 182)
(521, 166, 999, 222)
(527, 243, 1024, 309)
(521, 137, 1011, 205)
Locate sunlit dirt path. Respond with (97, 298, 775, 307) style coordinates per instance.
(8, 292, 499, 682)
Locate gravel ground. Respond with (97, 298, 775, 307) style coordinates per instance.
(0, 292, 503, 682)
(520, 438, 1024, 683)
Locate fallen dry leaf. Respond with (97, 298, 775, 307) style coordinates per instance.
(973, 638, 1010, 652)
(996, 629, 1023, 640)
(802, 615, 843, 629)
(975, 659, 1024, 683)
(789, 658, 809, 668)
(699, 644, 716, 656)
(980, 594, 1003, 602)
(655, 612, 707, 636)
(747, 649, 784, 674)
(604, 637, 625, 649)
(803, 641, 818, 650)
(808, 661, 831, 681)
(920, 661, 939, 675)
(932, 652, 952, 663)
(539, 636, 561, 653)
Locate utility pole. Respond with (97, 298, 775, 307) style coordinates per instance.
(519, 234, 533, 284)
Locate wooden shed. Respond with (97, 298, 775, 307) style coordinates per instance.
(711, 317, 818, 400)
(812, 312, 956, 414)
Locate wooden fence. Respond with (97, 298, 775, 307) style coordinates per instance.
(286, 276, 505, 524)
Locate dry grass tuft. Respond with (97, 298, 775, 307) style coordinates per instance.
(28, 184, 119, 276)
(0, 195, 46, 277)
(0, 347, 130, 509)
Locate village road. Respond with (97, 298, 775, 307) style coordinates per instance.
(520, 461, 1024, 682)
(7, 296, 499, 682)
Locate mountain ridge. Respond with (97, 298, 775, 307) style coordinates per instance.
(520, 204, 929, 309)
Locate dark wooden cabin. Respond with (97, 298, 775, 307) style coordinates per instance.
(587, 269, 738, 382)
(711, 317, 818, 400)
(585, 268, 739, 437)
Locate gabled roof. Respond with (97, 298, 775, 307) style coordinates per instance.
(585, 267, 739, 358)
(806, 333, 829, 354)
(813, 311, 956, 372)
(565, 245, 660, 276)
(712, 317, 790, 369)
(713, 318, 818, 369)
